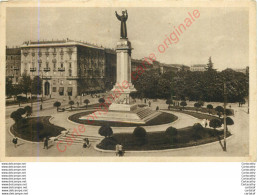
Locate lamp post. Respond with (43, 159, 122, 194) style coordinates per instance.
(223, 82, 227, 152)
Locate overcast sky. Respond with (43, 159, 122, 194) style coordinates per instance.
(6, 7, 249, 70)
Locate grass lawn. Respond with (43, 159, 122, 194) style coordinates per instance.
(68, 111, 178, 127)
(97, 127, 231, 151)
(167, 108, 219, 120)
(11, 116, 65, 142)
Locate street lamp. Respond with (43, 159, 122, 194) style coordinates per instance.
(223, 82, 227, 152)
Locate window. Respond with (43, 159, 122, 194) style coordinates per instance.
(53, 63, 56, 70)
(59, 87, 64, 96)
(46, 62, 49, 68)
(69, 54, 72, 60)
(69, 69, 72, 77)
(69, 63, 72, 69)
(67, 87, 72, 96)
(61, 63, 63, 68)
(52, 87, 56, 92)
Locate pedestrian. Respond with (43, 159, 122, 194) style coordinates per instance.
(43, 137, 48, 149)
(205, 119, 208, 128)
(118, 144, 124, 157)
(115, 144, 119, 156)
(12, 137, 18, 148)
(148, 101, 151, 107)
(77, 101, 79, 108)
(83, 138, 90, 148)
(40, 104, 42, 110)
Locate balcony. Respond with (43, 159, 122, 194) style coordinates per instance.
(44, 67, 51, 72)
(58, 67, 65, 72)
(13, 67, 19, 71)
(30, 67, 36, 72)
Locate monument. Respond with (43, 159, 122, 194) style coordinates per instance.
(109, 10, 137, 112)
(80, 10, 160, 124)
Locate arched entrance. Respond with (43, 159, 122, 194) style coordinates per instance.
(44, 82, 50, 96)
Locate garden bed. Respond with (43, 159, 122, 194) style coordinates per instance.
(68, 111, 178, 127)
(97, 127, 231, 151)
(11, 116, 65, 142)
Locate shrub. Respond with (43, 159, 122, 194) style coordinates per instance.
(69, 100, 75, 110)
(209, 118, 222, 130)
(10, 111, 22, 123)
(97, 137, 118, 150)
(165, 127, 178, 137)
(198, 101, 204, 107)
(180, 101, 187, 109)
(17, 108, 26, 115)
(192, 123, 204, 140)
(194, 103, 201, 112)
(98, 125, 113, 138)
(53, 101, 61, 111)
(133, 126, 147, 146)
(84, 99, 90, 108)
(215, 106, 224, 118)
(133, 126, 147, 138)
(24, 106, 32, 117)
(17, 118, 28, 128)
(166, 99, 173, 107)
(221, 117, 234, 131)
(156, 106, 159, 111)
(206, 104, 213, 114)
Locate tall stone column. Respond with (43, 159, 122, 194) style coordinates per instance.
(109, 38, 137, 111)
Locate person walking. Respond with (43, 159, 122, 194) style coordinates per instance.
(43, 137, 48, 149)
(83, 138, 90, 148)
(115, 144, 119, 156)
(118, 144, 124, 157)
(205, 119, 208, 128)
(12, 137, 18, 148)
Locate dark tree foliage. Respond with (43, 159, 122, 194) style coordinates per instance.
(209, 119, 222, 130)
(98, 125, 113, 138)
(131, 67, 248, 103)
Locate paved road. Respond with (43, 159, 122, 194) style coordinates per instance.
(4, 101, 250, 158)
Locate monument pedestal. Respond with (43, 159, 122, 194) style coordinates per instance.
(80, 38, 161, 124)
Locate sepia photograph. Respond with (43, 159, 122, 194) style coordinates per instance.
(0, 1, 256, 161)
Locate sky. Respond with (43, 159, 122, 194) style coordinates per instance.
(6, 7, 249, 70)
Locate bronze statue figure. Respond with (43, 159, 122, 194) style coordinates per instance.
(115, 10, 128, 39)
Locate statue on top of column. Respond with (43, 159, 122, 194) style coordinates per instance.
(115, 10, 128, 39)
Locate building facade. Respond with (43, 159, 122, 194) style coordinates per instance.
(190, 64, 207, 72)
(20, 40, 116, 98)
(6, 47, 21, 84)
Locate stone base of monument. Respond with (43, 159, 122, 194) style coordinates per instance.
(79, 105, 161, 125)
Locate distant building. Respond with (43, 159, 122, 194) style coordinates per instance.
(6, 47, 21, 84)
(20, 40, 116, 98)
(190, 64, 207, 72)
(232, 66, 249, 74)
(159, 63, 190, 74)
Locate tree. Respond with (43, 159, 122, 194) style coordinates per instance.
(180, 101, 187, 110)
(24, 106, 32, 117)
(166, 99, 173, 110)
(84, 99, 90, 109)
(165, 127, 178, 144)
(222, 117, 234, 131)
(19, 73, 32, 98)
(98, 98, 105, 108)
(133, 126, 147, 145)
(206, 56, 214, 71)
(53, 101, 61, 111)
(10, 111, 22, 123)
(215, 106, 224, 118)
(98, 125, 113, 138)
(209, 118, 222, 130)
(16, 108, 26, 116)
(69, 100, 75, 110)
(207, 104, 213, 115)
(194, 102, 201, 112)
(198, 100, 204, 107)
(192, 123, 204, 140)
(6, 77, 14, 98)
(31, 76, 42, 95)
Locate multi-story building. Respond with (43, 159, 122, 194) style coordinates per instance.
(20, 40, 116, 98)
(6, 47, 21, 84)
(159, 63, 190, 74)
(232, 66, 249, 74)
(190, 64, 207, 72)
